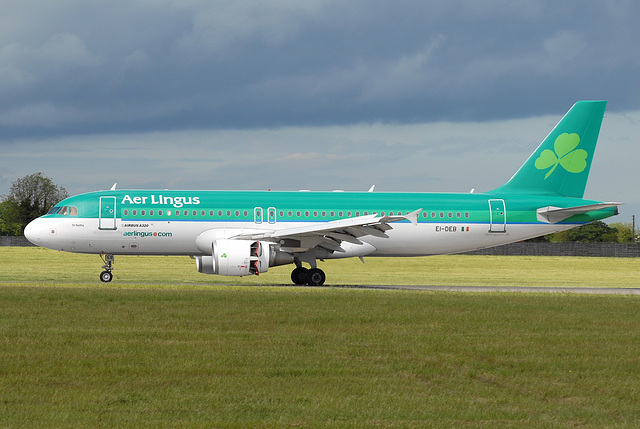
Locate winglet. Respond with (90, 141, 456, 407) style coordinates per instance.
(380, 208, 422, 226)
(110, 183, 117, 191)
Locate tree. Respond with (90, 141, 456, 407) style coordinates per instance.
(609, 222, 635, 243)
(0, 201, 22, 236)
(548, 221, 619, 243)
(567, 221, 618, 243)
(1, 172, 68, 234)
(547, 229, 570, 243)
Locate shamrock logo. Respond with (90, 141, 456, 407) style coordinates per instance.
(534, 133, 588, 179)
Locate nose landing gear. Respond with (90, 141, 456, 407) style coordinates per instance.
(100, 253, 114, 282)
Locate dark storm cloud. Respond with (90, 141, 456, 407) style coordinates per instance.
(1, 0, 639, 139)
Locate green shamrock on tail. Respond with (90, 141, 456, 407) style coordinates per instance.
(534, 133, 588, 179)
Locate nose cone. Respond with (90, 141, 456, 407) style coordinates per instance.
(24, 218, 42, 246)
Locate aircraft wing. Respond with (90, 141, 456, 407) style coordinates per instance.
(234, 209, 422, 253)
(536, 203, 621, 224)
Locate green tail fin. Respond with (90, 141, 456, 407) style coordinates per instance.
(492, 100, 607, 198)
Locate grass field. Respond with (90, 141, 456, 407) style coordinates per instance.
(1, 247, 640, 287)
(1, 248, 640, 427)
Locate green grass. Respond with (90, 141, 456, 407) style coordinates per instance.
(1, 248, 640, 427)
(1, 247, 640, 287)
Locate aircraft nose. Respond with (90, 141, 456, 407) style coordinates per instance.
(24, 218, 42, 245)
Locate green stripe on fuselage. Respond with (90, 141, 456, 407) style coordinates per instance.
(44, 189, 616, 226)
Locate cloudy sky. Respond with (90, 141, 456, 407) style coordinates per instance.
(1, 1, 639, 221)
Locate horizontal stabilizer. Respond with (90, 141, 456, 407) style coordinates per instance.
(537, 203, 621, 224)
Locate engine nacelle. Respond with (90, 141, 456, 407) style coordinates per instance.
(196, 239, 293, 277)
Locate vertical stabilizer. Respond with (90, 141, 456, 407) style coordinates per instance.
(492, 100, 606, 198)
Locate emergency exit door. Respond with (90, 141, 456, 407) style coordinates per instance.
(99, 196, 117, 230)
(488, 199, 506, 233)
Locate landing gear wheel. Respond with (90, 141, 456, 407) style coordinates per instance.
(100, 270, 113, 282)
(100, 254, 115, 283)
(307, 268, 326, 286)
(100, 270, 113, 283)
(291, 267, 309, 285)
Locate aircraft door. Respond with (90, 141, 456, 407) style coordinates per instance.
(488, 199, 506, 233)
(99, 196, 117, 230)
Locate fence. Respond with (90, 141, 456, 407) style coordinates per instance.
(1, 236, 34, 247)
(465, 242, 640, 258)
(2, 236, 639, 257)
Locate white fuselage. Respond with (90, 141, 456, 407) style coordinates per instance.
(25, 215, 574, 258)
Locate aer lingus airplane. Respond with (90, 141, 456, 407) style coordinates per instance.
(24, 101, 619, 285)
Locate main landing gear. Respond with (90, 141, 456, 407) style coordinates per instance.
(291, 266, 326, 286)
(100, 253, 114, 283)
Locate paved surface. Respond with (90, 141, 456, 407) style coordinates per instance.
(336, 285, 640, 295)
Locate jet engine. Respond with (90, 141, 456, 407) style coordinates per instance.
(195, 239, 293, 276)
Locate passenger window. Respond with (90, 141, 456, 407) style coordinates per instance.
(141, 210, 146, 216)
(150, 210, 154, 216)
(330, 211, 335, 217)
(209, 210, 214, 216)
(175, 210, 180, 216)
(132, 210, 137, 216)
(124, 209, 129, 216)
(159, 210, 163, 216)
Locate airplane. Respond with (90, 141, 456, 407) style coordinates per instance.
(24, 100, 619, 286)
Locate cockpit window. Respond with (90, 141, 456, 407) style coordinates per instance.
(47, 206, 78, 216)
